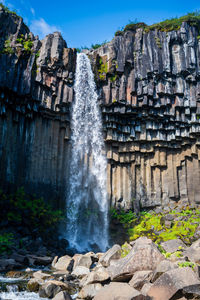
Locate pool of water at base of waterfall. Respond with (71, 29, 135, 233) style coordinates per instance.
(0, 276, 78, 300)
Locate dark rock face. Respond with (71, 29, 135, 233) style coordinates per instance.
(0, 6, 200, 209)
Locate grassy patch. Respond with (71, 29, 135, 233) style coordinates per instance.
(115, 11, 200, 36)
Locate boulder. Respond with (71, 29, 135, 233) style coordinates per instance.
(78, 283, 102, 299)
(94, 282, 147, 300)
(141, 283, 153, 296)
(81, 266, 110, 286)
(183, 239, 200, 263)
(108, 237, 164, 281)
(99, 244, 121, 267)
(71, 266, 90, 279)
(39, 280, 75, 298)
(129, 270, 153, 289)
(10, 253, 29, 265)
(27, 255, 53, 266)
(152, 260, 178, 282)
(33, 270, 52, 280)
(0, 259, 22, 272)
(27, 278, 44, 292)
(147, 267, 200, 300)
(160, 239, 187, 253)
(73, 254, 92, 269)
(54, 255, 73, 271)
(52, 291, 73, 300)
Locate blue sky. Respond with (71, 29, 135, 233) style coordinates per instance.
(2, 0, 200, 48)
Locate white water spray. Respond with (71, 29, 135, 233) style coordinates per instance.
(66, 53, 109, 252)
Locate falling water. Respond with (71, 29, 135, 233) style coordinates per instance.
(66, 53, 109, 252)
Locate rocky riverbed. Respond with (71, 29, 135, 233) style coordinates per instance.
(1, 236, 200, 300)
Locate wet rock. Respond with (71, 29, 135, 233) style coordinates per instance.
(108, 237, 164, 281)
(147, 267, 200, 300)
(99, 244, 121, 267)
(39, 280, 74, 298)
(27, 278, 44, 292)
(27, 255, 53, 266)
(160, 239, 187, 253)
(93, 282, 147, 300)
(0, 259, 22, 272)
(33, 270, 52, 280)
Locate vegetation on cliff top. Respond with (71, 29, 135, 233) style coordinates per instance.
(0, 2, 20, 17)
(115, 11, 200, 36)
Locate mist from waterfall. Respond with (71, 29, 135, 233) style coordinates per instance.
(66, 53, 109, 253)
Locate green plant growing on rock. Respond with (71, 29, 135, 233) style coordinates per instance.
(178, 262, 196, 270)
(121, 242, 131, 258)
(1, 39, 14, 54)
(98, 58, 108, 80)
(0, 188, 64, 234)
(110, 207, 137, 228)
(91, 40, 107, 49)
(0, 233, 14, 254)
(155, 37, 162, 49)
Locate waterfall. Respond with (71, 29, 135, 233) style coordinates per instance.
(66, 53, 109, 253)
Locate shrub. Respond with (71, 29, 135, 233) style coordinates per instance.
(0, 233, 14, 254)
(110, 207, 137, 228)
(0, 188, 64, 233)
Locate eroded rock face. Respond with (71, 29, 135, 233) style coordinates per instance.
(1, 6, 200, 209)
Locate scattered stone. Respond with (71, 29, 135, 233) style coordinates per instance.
(108, 237, 164, 281)
(99, 244, 121, 267)
(141, 283, 153, 296)
(94, 282, 147, 300)
(82, 266, 110, 286)
(39, 280, 74, 298)
(129, 270, 153, 289)
(152, 260, 178, 282)
(160, 239, 187, 253)
(183, 239, 200, 263)
(71, 266, 90, 279)
(73, 254, 92, 269)
(0, 259, 22, 272)
(78, 283, 102, 299)
(27, 255, 53, 266)
(147, 267, 200, 300)
(52, 291, 73, 300)
(27, 278, 44, 292)
(33, 270, 52, 280)
(54, 255, 73, 271)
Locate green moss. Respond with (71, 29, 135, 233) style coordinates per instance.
(1, 39, 14, 54)
(98, 58, 108, 81)
(110, 207, 137, 228)
(110, 74, 117, 82)
(115, 11, 200, 36)
(121, 242, 131, 258)
(155, 37, 162, 49)
(178, 261, 196, 269)
(128, 207, 200, 245)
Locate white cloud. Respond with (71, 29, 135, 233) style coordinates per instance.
(30, 18, 60, 38)
(30, 7, 35, 16)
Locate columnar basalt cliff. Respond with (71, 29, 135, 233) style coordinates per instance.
(0, 5, 200, 209)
